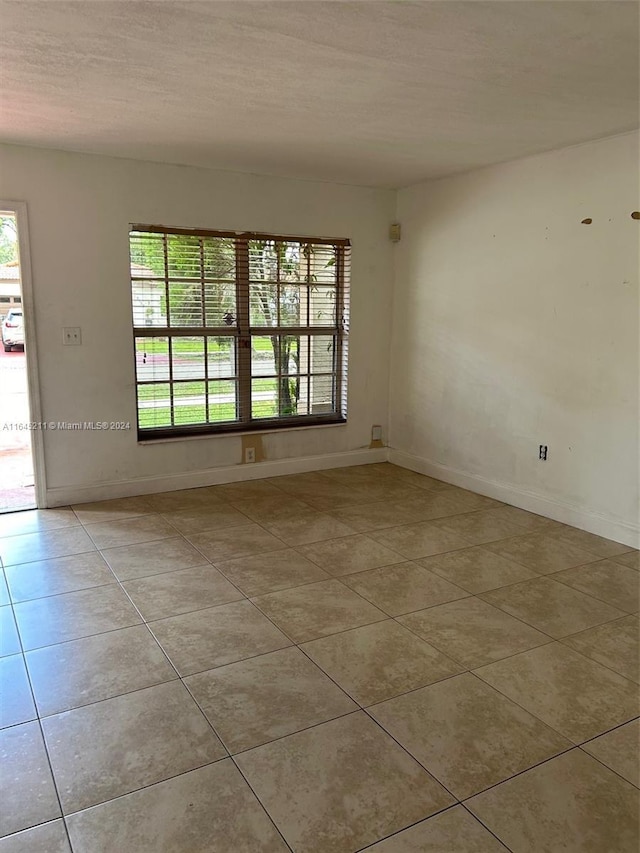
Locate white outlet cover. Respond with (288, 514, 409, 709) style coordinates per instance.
(63, 326, 82, 345)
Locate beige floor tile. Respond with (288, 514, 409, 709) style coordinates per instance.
(266, 471, 333, 492)
(0, 721, 60, 837)
(252, 578, 386, 643)
(14, 585, 142, 651)
(236, 712, 454, 853)
(342, 562, 468, 616)
(0, 606, 21, 657)
(419, 545, 539, 594)
(478, 505, 564, 533)
(0, 508, 79, 538)
(65, 760, 289, 852)
(342, 480, 422, 504)
(360, 463, 405, 477)
(481, 577, 624, 638)
(266, 475, 370, 511)
(398, 597, 549, 668)
(100, 536, 207, 581)
(551, 560, 639, 613)
(365, 806, 508, 852)
(186, 646, 356, 753)
(433, 487, 502, 513)
(159, 504, 250, 535)
(145, 486, 226, 513)
(562, 615, 639, 682)
(264, 513, 357, 546)
(288, 489, 374, 513)
(297, 534, 404, 576)
(434, 510, 529, 544)
(71, 495, 154, 525)
(268, 471, 330, 485)
(3, 471, 635, 852)
(4, 552, 115, 603)
(370, 521, 474, 560)
(376, 467, 452, 493)
(25, 624, 177, 716)
(474, 642, 640, 743)
(229, 495, 315, 525)
(485, 532, 600, 574)
(214, 478, 287, 501)
(42, 680, 225, 813)
(552, 527, 633, 558)
(84, 515, 177, 549)
(582, 720, 640, 787)
(371, 672, 570, 799)
(613, 550, 640, 570)
(215, 549, 328, 597)
(321, 468, 421, 502)
(123, 564, 243, 620)
(0, 654, 36, 729)
(149, 599, 292, 675)
(301, 620, 463, 706)
(395, 492, 466, 523)
(467, 749, 639, 853)
(187, 523, 284, 562)
(327, 501, 424, 533)
(0, 820, 71, 853)
(0, 527, 95, 567)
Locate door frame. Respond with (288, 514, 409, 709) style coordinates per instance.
(1, 200, 47, 508)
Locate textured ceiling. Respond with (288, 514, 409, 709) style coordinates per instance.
(0, 0, 638, 188)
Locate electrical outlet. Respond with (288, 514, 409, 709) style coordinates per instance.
(244, 447, 256, 464)
(63, 327, 82, 346)
(539, 445, 548, 461)
(370, 423, 384, 449)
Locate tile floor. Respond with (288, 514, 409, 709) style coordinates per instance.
(0, 462, 638, 852)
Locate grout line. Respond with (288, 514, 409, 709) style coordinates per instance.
(229, 756, 295, 852)
(57, 755, 229, 817)
(7, 577, 119, 607)
(352, 802, 466, 852)
(474, 583, 634, 645)
(555, 629, 640, 687)
(0, 521, 85, 541)
(545, 559, 640, 611)
(0, 545, 97, 569)
(458, 728, 640, 808)
(457, 801, 515, 851)
(12, 620, 76, 852)
(576, 716, 640, 790)
(0, 466, 638, 848)
(470, 660, 640, 742)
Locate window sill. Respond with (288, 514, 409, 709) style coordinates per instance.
(137, 418, 347, 445)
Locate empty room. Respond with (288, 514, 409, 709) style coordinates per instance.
(0, 1, 638, 851)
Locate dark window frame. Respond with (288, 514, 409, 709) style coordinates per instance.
(130, 225, 350, 440)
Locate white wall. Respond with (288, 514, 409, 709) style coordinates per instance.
(0, 144, 395, 504)
(390, 132, 639, 545)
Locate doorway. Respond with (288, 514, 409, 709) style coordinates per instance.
(0, 205, 44, 512)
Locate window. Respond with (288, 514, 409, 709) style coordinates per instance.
(130, 226, 350, 439)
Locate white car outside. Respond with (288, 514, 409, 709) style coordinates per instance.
(1, 309, 24, 351)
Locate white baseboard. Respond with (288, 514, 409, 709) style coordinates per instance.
(389, 449, 640, 549)
(46, 447, 389, 507)
(45, 442, 640, 550)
